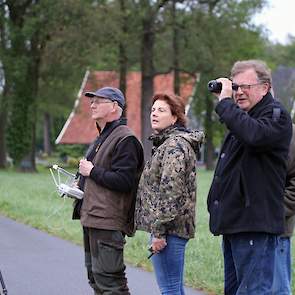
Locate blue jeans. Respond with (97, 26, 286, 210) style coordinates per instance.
(151, 235, 188, 295)
(223, 233, 277, 295)
(272, 237, 291, 295)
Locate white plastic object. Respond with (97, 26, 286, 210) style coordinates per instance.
(49, 165, 84, 200)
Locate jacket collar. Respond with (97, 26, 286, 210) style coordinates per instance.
(248, 92, 274, 117)
(99, 117, 127, 136)
(149, 124, 187, 148)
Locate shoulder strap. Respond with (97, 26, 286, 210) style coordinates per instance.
(272, 107, 281, 122)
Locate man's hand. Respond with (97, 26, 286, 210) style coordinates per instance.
(79, 159, 94, 177)
(151, 237, 167, 253)
(215, 78, 233, 101)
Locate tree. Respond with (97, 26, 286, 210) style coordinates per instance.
(263, 37, 295, 112)
(0, 0, 93, 170)
(176, 0, 267, 169)
(36, 1, 98, 156)
(130, 0, 176, 158)
(0, 1, 57, 169)
(118, 0, 128, 97)
(0, 0, 47, 170)
(0, 0, 271, 171)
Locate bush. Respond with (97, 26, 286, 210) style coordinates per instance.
(67, 156, 80, 168)
(56, 144, 87, 162)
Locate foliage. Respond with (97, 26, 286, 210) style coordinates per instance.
(264, 36, 295, 68)
(1, 0, 104, 168)
(1, 1, 42, 166)
(139, 0, 267, 166)
(1, 0, 294, 170)
(184, 0, 267, 159)
(263, 38, 295, 113)
(0, 0, 87, 168)
(36, 1, 99, 155)
(56, 144, 86, 160)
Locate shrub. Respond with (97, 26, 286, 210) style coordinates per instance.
(56, 144, 87, 162)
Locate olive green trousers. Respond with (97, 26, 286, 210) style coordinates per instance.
(83, 227, 130, 295)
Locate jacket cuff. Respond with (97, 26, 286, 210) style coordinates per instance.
(89, 166, 102, 180)
(215, 97, 232, 113)
(215, 98, 233, 123)
(152, 232, 166, 239)
(151, 221, 166, 238)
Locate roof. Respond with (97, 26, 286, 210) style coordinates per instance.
(56, 70, 197, 144)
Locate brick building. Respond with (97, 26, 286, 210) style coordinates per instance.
(56, 70, 197, 144)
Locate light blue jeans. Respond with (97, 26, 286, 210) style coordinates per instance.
(151, 235, 188, 295)
(272, 237, 291, 295)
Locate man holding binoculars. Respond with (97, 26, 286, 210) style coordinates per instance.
(207, 60, 292, 295)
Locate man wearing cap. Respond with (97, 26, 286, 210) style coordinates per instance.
(77, 87, 144, 294)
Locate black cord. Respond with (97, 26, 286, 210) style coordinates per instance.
(0, 271, 8, 295)
(147, 246, 154, 259)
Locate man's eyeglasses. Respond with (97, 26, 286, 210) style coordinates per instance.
(89, 98, 114, 105)
(232, 83, 263, 92)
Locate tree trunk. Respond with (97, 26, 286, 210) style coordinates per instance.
(141, 16, 155, 159)
(0, 81, 9, 168)
(43, 112, 52, 156)
(205, 137, 215, 170)
(119, 42, 127, 97)
(119, 0, 128, 117)
(30, 117, 36, 171)
(0, 109, 7, 168)
(20, 121, 36, 172)
(172, 0, 180, 95)
(204, 94, 215, 170)
(19, 46, 41, 172)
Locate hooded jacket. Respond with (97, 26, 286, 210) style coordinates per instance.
(135, 125, 205, 239)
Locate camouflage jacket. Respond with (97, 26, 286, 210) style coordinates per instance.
(135, 125, 205, 239)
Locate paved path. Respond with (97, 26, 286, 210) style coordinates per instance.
(0, 216, 206, 295)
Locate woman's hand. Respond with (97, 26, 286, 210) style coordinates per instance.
(151, 237, 167, 253)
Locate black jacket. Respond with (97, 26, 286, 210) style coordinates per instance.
(207, 93, 292, 235)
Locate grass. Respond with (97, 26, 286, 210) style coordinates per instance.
(0, 166, 83, 243)
(0, 166, 294, 294)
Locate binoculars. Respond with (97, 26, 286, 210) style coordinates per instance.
(208, 80, 239, 93)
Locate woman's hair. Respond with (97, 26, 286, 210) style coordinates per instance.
(152, 93, 187, 127)
(230, 59, 272, 86)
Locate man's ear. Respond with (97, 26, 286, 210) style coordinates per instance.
(111, 101, 118, 113)
(262, 83, 270, 95)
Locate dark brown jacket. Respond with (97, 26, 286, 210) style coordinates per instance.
(283, 124, 295, 237)
(80, 125, 143, 236)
